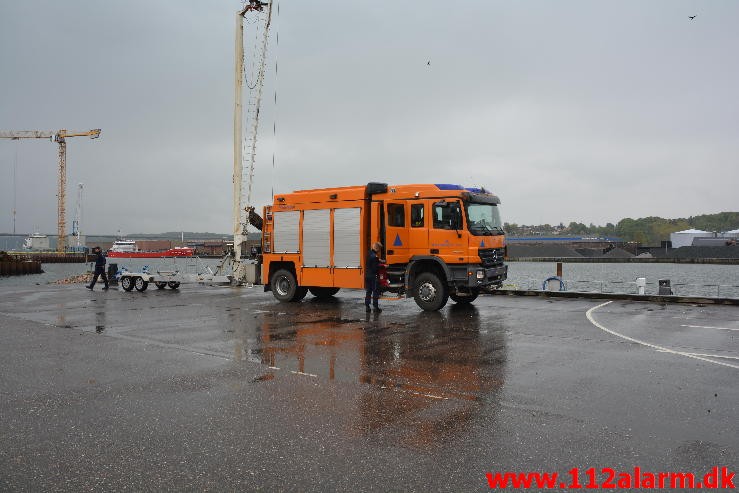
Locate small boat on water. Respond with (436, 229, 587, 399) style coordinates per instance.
(106, 239, 194, 258)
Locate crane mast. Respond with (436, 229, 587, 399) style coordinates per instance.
(232, 0, 272, 280)
(0, 129, 100, 252)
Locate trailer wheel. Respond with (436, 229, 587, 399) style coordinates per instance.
(309, 287, 340, 299)
(271, 269, 298, 302)
(167, 282, 180, 289)
(450, 289, 479, 305)
(134, 276, 148, 292)
(121, 276, 134, 292)
(155, 282, 167, 290)
(413, 272, 448, 311)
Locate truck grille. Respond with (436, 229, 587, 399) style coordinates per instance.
(479, 248, 504, 268)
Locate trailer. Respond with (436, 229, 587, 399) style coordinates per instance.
(118, 268, 231, 292)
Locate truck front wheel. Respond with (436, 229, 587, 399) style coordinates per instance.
(413, 272, 448, 311)
(271, 269, 298, 302)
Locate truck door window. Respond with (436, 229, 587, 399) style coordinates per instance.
(411, 204, 424, 228)
(388, 203, 405, 227)
(433, 201, 461, 230)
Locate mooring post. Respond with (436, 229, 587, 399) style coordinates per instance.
(556, 262, 563, 278)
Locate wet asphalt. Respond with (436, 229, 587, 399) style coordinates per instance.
(0, 283, 736, 491)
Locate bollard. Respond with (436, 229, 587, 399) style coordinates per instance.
(636, 277, 646, 295)
(658, 279, 673, 296)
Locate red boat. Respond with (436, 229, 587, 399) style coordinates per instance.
(106, 240, 194, 258)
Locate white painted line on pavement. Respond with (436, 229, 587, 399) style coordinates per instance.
(685, 352, 739, 361)
(586, 301, 739, 370)
(680, 324, 739, 331)
(290, 370, 318, 378)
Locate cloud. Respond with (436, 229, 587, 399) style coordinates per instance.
(1, 0, 737, 235)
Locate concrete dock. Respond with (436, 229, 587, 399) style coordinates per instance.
(0, 284, 736, 491)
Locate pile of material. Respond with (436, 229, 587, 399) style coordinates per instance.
(52, 273, 92, 285)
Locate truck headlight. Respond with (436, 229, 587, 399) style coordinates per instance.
(476, 269, 485, 279)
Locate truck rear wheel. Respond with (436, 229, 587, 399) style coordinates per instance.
(450, 289, 479, 305)
(271, 269, 298, 302)
(309, 287, 340, 299)
(413, 272, 448, 311)
(155, 282, 167, 290)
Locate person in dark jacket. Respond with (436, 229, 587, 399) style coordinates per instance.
(365, 242, 384, 312)
(86, 246, 109, 290)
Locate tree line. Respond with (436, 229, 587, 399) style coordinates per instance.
(504, 212, 739, 245)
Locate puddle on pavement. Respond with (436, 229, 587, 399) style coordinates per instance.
(232, 302, 509, 448)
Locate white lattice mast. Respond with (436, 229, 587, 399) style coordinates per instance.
(233, 0, 273, 265)
(72, 183, 84, 247)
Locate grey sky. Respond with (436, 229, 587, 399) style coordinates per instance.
(1, 0, 737, 235)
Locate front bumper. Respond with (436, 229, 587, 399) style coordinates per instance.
(464, 264, 507, 288)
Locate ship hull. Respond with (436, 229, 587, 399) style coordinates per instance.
(107, 249, 194, 258)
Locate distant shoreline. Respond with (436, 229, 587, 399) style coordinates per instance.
(508, 257, 739, 265)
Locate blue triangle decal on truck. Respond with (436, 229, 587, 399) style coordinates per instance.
(393, 233, 403, 247)
(480, 239, 486, 248)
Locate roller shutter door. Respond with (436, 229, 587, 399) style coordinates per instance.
(333, 208, 361, 268)
(273, 211, 299, 253)
(303, 209, 331, 267)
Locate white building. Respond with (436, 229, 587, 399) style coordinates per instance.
(669, 229, 711, 248)
(23, 233, 50, 251)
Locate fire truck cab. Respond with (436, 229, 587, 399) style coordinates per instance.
(260, 183, 507, 311)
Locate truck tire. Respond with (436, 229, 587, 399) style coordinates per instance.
(121, 276, 134, 292)
(155, 282, 167, 290)
(450, 289, 479, 305)
(309, 287, 340, 299)
(167, 282, 180, 289)
(413, 272, 448, 311)
(134, 276, 148, 292)
(271, 269, 298, 302)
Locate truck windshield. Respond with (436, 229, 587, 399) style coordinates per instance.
(466, 203, 504, 236)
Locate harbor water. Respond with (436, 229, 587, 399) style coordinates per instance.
(1, 259, 737, 298)
(505, 261, 739, 298)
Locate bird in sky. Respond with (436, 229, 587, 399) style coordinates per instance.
(689, 15, 696, 20)
(427, 61, 431, 66)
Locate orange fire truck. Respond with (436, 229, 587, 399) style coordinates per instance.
(259, 183, 507, 311)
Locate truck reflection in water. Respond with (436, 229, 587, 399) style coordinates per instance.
(248, 300, 508, 449)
